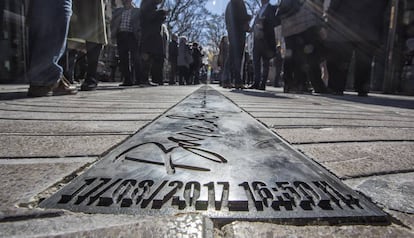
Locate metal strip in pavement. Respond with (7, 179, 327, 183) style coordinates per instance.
(40, 86, 387, 224)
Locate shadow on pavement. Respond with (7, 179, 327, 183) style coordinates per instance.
(321, 93, 414, 110)
(229, 89, 290, 99)
(0, 92, 29, 100)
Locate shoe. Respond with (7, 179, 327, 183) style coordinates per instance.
(27, 85, 54, 97)
(28, 76, 78, 97)
(358, 92, 368, 97)
(141, 81, 158, 87)
(119, 82, 133, 86)
(248, 83, 259, 89)
(234, 84, 246, 89)
(222, 83, 234, 89)
(80, 79, 98, 91)
(53, 76, 78, 95)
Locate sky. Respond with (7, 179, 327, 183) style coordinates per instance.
(133, 0, 280, 15)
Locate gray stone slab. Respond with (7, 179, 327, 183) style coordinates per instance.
(219, 221, 413, 238)
(41, 86, 386, 223)
(0, 213, 212, 238)
(0, 120, 148, 134)
(260, 117, 414, 128)
(1, 135, 128, 157)
(274, 128, 414, 144)
(297, 142, 414, 178)
(0, 111, 160, 121)
(344, 173, 414, 214)
(0, 103, 167, 113)
(0, 157, 96, 209)
(250, 112, 414, 122)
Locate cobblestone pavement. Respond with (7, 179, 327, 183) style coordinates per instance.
(0, 83, 413, 237)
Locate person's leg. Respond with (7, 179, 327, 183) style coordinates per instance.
(117, 33, 132, 85)
(326, 41, 352, 94)
(354, 46, 373, 96)
(251, 44, 261, 89)
(233, 33, 245, 87)
(28, 0, 74, 96)
(80, 41, 102, 90)
(260, 57, 270, 90)
(151, 55, 164, 85)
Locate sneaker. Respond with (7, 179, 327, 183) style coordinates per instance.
(53, 76, 78, 95)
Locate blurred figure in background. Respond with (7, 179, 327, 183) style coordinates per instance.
(69, 0, 108, 91)
(225, 0, 252, 89)
(111, 0, 142, 86)
(140, 0, 168, 86)
(324, 0, 389, 96)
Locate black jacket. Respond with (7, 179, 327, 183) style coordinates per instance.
(140, 0, 167, 55)
(327, 0, 389, 44)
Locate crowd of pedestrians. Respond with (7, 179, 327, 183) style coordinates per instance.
(219, 0, 389, 97)
(25, 0, 388, 97)
(26, 0, 206, 97)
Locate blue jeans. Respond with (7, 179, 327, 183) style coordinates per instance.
(28, 0, 72, 87)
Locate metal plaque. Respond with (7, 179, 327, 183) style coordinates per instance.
(40, 86, 387, 223)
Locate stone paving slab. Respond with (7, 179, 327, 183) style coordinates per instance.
(0, 120, 148, 134)
(0, 111, 161, 121)
(259, 117, 414, 128)
(344, 173, 414, 214)
(0, 157, 96, 209)
(0, 104, 167, 114)
(1, 135, 128, 157)
(296, 142, 414, 178)
(218, 221, 413, 238)
(273, 127, 414, 144)
(0, 213, 212, 238)
(250, 112, 414, 122)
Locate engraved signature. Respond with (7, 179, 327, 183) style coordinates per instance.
(115, 110, 227, 174)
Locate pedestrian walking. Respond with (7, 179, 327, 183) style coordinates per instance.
(250, 0, 279, 91)
(69, 0, 108, 91)
(324, 0, 389, 96)
(225, 0, 252, 89)
(279, 0, 327, 93)
(27, 0, 78, 97)
(168, 34, 179, 85)
(111, 0, 142, 86)
(177, 36, 192, 85)
(140, 0, 168, 86)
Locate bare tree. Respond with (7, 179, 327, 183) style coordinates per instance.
(163, 0, 210, 43)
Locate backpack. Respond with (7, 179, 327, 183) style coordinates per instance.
(278, 0, 305, 19)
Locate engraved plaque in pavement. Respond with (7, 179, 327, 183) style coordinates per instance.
(40, 86, 387, 223)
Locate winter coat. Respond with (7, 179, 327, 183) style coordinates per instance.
(140, 0, 167, 56)
(69, 0, 108, 45)
(177, 43, 193, 68)
(326, 0, 389, 45)
(280, 0, 324, 37)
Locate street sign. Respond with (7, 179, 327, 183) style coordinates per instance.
(40, 86, 387, 224)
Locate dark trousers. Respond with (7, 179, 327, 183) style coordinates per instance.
(253, 40, 271, 88)
(169, 61, 177, 84)
(284, 27, 326, 92)
(142, 53, 164, 85)
(325, 41, 353, 93)
(325, 41, 374, 94)
(117, 32, 140, 84)
(178, 66, 190, 85)
(85, 41, 103, 83)
(227, 32, 246, 85)
(354, 43, 375, 94)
